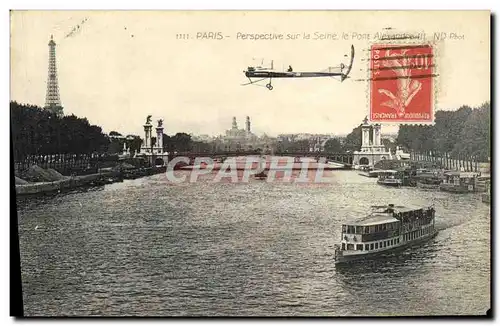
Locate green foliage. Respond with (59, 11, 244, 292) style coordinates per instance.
(128, 136, 143, 156)
(456, 102, 490, 160)
(323, 138, 343, 152)
(277, 139, 310, 152)
(191, 141, 213, 153)
(107, 140, 123, 154)
(11, 101, 110, 160)
(162, 133, 193, 153)
(11, 101, 205, 159)
(396, 125, 435, 153)
(381, 138, 396, 153)
(396, 103, 490, 161)
(342, 124, 364, 152)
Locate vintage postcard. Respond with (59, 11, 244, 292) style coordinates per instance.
(11, 10, 491, 317)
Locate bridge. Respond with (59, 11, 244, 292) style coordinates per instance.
(169, 151, 354, 168)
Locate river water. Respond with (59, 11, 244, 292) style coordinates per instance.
(16, 168, 490, 316)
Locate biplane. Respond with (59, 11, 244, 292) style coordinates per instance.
(241, 45, 355, 90)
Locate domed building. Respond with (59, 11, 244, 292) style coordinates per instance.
(215, 116, 275, 152)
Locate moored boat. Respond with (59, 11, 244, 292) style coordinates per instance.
(334, 204, 437, 264)
(358, 166, 384, 178)
(253, 156, 268, 180)
(417, 181, 441, 189)
(416, 170, 443, 189)
(439, 171, 480, 193)
(366, 170, 383, 178)
(376, 170, 402, 187)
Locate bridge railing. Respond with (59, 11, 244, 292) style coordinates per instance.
(168, 151, 354, 166)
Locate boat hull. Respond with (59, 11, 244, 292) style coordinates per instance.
(359, 171, 380, 178)
(377, 180, 402, 187)
(359, 173, 375, 178)
(416, 182, 440, 189)
(334, 231, 438, 265)
(439, 183, 473, 193)
(253, 171, 268, 180)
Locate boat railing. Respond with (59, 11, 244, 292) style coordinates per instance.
(370, 205, 397, 214)
(334, 244, 343, 257)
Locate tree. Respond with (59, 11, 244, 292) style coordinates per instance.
(171, 132, 192, 152)
(107, 140, 123, 154)
(192, 141, 212, 153)
(342, 124, 366, 152)
(381, 138, 396, 153)
(324, 138, 343, 152)
(395, 103, 489, 161)
(162, 134, 173, 153)
(434, 106, 472, 155)
(10, 101, 110, 160)
(127, 136, 143, 156)
(456, 102, 490, 161)
(109, 131, 122, 137)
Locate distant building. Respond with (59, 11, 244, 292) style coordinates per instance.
(277, 133, 337, 152)
(215, 116, 275, 152)
(192, 134, 214, 143)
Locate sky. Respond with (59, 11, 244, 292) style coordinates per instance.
(10, 11, 490, 137)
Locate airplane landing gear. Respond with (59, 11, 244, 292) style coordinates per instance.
(266, 83, 273, 90)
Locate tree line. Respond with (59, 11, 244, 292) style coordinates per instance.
(317, 102, 490, 161)
(11, 101, 490, 162)
(10, 101, 207, 160)
(108, 131, 208, 155)
(396, 102, 490, 162)
(11, 101, 109, 161)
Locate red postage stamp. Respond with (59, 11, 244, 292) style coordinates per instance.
(370, 44, 434, 123)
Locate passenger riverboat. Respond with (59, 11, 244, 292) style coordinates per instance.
(376, 170, 403, 187)
(334, 204, 437, 264)
(416, 170, 443, 189)
(439, 171, 480, 193)
(378, 168, 418, 187)
(358, 166, 383, 178)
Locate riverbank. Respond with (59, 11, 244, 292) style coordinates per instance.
(15, 171, 121, 196)
(15, 166, 167, 197)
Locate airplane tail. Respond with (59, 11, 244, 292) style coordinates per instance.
(341, 45, 355, 82)
(325, 45, 355, 81)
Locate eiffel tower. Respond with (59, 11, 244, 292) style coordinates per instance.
(44, 35, 64, 117)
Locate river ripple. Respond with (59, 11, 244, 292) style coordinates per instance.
(17, 170, 490, 316)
